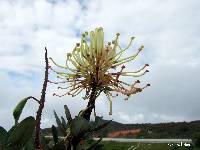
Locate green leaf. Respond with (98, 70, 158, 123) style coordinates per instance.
(13, 97, 31, 124)
(61, 116, 67, 130)
(86, 137, 102, 150)
(54, 111, 66, 136)
(91, 119, 112, 132)
(70, 117, 90, 138)
(64, 105, 72, 123)
(0, 126, 7, 145)
(6, 116, 35, 149)
(23, 136, 35, 150)
(51, 125, 58, 144)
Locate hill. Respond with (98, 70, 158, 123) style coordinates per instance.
(42, 119, 200, 139)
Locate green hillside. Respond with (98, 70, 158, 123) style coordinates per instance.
(42, 119, 200, 139)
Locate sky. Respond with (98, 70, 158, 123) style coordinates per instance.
(0, 0, 200, 130)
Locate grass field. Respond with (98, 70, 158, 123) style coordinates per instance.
(98, 141, 200, 150)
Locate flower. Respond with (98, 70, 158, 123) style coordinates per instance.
(49, 27, 150, 115)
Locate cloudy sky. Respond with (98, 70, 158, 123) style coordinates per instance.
(0, 0, 200, 130)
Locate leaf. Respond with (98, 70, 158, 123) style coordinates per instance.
(13, 97, 32, 124)
(0, 126, 7, 145)
(7, 125, 16, 136)
(6, 116, 35, 149)
(54, 110, 66, 136)
(91, 119, 112, 132)
(64, 105, 72, 123)
(70, 117, 90, 138)
(51, 125, 58, 144)
(61, 116, 67, 130)
(86, 137, 102, 150)
(23, 136, 35, 150)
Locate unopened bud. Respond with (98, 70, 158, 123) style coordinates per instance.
(147, 83, 150, 86)
(145, 64, 149, 67)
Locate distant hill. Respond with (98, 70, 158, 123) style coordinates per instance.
(42, 119, 200, 139)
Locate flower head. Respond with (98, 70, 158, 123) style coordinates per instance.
(49, 27, 150, 115)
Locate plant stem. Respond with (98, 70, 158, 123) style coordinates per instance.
(34, 47, 49, 149)
(82, 76, 98, 121)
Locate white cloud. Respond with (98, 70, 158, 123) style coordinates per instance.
(117, 112, 145, 123)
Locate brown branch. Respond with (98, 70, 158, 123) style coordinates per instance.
(34, 47, 49, 149)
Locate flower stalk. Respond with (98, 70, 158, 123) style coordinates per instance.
(34, 47, 49, 149)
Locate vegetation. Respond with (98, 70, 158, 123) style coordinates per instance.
(0, 117, 35, 150)
(192, 132, 200, 148)
(98, 141, 199, 150)
(42, 119, 200, 139)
